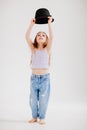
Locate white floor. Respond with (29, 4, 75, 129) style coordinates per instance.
(0, 104, 87, 130)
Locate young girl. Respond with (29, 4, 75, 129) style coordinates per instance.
(25, 17, 53, 125)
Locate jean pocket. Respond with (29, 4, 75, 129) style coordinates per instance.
(43, 75, 50, 82)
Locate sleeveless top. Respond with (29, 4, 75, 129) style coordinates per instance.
(31, 48, 50, 69)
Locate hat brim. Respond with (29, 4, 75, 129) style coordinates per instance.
(35, 17, 54, 24)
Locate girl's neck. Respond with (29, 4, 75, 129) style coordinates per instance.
(35, 47, 45, 51)
(38, 46, 43, 50)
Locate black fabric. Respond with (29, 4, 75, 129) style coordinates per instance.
(35, 8, 54, 24)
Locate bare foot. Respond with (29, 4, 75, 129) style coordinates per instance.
(39, 119, 46, 125)
(28, 118, 37, 123)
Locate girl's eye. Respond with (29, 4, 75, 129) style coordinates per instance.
(42, 35, 45, 37)
(37, 34, 40, 36)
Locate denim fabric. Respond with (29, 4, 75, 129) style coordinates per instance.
(29, 73, 50, 119)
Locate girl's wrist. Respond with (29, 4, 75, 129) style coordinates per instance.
(48, 17, 52, 23)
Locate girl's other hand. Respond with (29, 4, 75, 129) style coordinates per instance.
(48, 17, 52, 23)
(30, 18, 36, 26)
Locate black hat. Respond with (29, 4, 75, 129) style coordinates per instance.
(35, 8, 54, 24)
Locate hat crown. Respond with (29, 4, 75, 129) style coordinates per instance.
(35, 8, 51, 18)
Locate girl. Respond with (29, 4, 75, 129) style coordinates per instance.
(25, 17, 53, 125)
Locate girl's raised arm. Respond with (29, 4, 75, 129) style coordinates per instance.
(47, 17, 53, 51)
(25, 18, 35, 50)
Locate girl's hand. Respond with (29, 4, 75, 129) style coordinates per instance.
(48, 16, 52, 23)
(30, 18, 36, 26)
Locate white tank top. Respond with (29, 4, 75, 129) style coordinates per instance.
(31, 48, 49, 69)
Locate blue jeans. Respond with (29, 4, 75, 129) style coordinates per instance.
(29, 73, 50, 119)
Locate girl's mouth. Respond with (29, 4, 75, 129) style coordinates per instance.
(39, 38, 43, 40)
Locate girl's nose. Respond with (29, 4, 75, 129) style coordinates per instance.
(40, 35, 42, 38)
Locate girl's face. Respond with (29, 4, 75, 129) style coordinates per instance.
(36, 32, 47, 44)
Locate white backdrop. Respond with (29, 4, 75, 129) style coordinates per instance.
(0, 0, 87, 121)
